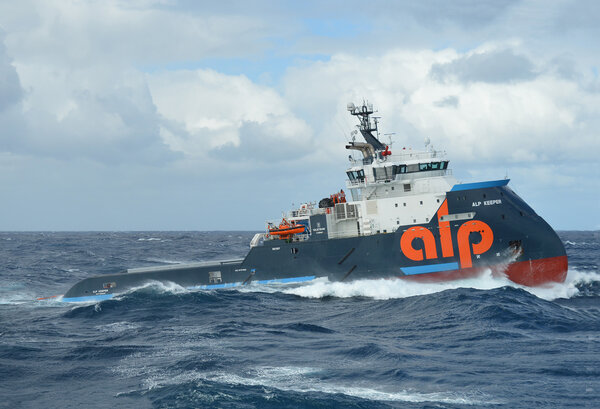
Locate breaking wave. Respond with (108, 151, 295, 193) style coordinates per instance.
(125, 365, 495, 405)
(282, 268, 593, 302)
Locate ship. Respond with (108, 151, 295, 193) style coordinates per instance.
(60, 101, 568, 302)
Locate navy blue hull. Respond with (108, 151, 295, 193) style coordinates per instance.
(62, 182, 567, 302)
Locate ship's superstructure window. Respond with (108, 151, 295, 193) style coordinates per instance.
(397, 165, 407, 174)
(406, 164, 419, 173)
(347, 169, 365, 181)
(352, 160, 449, 184)
(404, 184, 411, 192)
(418, 161, 448, 171)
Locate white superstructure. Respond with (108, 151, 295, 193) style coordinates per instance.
(265, 101, 457, 242)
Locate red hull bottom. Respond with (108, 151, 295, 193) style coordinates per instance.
(401, 255, 568, 287)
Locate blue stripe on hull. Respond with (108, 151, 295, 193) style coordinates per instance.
(451, 179, 509, 191)
(401, 262, 459, 275)
(188, 275, 316, 290)
(256, 275, 316, 285)
(62, 293, 114, 303)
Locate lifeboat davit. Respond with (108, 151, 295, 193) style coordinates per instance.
(268, 219, 306, 239)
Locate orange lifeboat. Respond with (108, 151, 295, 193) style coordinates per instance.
(268, 218, 306, 239)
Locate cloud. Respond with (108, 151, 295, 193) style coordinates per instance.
(434, 95, 459, 108)
(0, 0, 269, 68)
(0, 63, 171, 164)
(430, 49, 538, 84)
(0, 32, 22, 112)
(148, 68, 314, 166)
(392, 0, 520, 29)
(282, 48, 600, 167)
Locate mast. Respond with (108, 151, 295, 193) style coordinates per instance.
(346, 101, 386, 151)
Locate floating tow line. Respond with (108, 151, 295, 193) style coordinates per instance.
(36, 295, 62, 301)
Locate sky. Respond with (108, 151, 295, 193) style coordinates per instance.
(0, 0, 598, 231)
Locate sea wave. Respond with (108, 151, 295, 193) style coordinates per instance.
(281, 269, 596, 302)
(125, 364, 495, 405)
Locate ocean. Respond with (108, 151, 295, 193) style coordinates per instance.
(0, 231, 598, 408)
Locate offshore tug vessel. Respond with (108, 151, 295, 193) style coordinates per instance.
(61, 102, 568, 302)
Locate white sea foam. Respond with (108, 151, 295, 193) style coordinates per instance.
(0, 292, 35, 305)
(283, 270, 505, 300)
(132, 365, 495, 405)
(95, 321, 141, 333)
(118, 280, 189, 297)
(280, 268, 597, 302)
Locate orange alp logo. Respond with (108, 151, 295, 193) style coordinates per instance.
(400, 199, 493, 268)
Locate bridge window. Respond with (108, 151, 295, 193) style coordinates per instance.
(347, 170, 365, 181)
(406, 164, 419, 173)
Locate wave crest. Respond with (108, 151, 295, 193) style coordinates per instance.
(283, 269, 597, 301)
